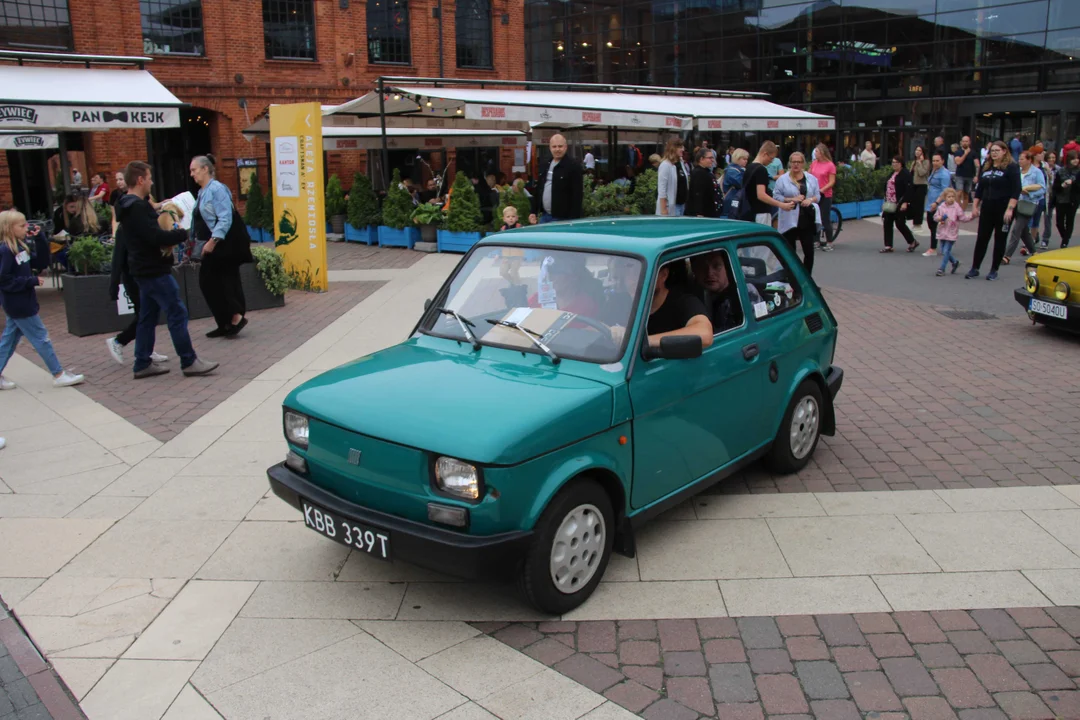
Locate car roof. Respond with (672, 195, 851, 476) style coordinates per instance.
(481, 217, 775, 256)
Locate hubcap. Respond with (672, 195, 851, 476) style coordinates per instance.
(789, 396, 820, 460)
(550, 504, 605, 595)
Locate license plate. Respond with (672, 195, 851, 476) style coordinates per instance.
(301, 499, 390, 561)
(1030, 298, 1068, 320)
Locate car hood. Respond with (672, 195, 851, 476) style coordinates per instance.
(1029, 246, 1080, 273)
(288, 342, 614, 465)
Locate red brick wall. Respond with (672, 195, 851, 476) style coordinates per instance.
(0, 0, 525, 209)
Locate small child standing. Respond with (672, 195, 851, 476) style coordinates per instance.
(0, 209, 84, 390)
(932, 188, 974, 276)
(498, 206, 524, 286)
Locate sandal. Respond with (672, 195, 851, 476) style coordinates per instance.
(880, 247, 894, 253)
(1002, 256, 1011, 265)
(907, 241, 920, 253)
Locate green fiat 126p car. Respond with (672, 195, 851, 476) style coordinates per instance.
(268, 217, 842, 613)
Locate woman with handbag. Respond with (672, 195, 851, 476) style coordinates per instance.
(966, 141, 1021, 280)
(1002, 151, 1045, 264)
(1053, 150, 1080, 249)
(880, 155, 918, 253)
(773, 152, 820, 274)
(189, 154, 253, 338)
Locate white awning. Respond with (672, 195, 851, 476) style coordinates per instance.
(243, 122, 526, 151)
(0, 133, 58, 150)
(330, 85, 834, 132)
(0, 66, 183, 130)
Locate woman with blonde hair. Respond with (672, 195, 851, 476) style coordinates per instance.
(656, 138, 688, 216)
(51, 192, 100, 268)
(0, 209, 84, 391)
(809, 144, 837, 250)
(773, 152, 820, 273)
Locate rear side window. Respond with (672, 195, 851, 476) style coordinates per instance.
(736, 243, 802, 321)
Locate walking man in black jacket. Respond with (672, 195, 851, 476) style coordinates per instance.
(105, 230, 168, 367)
(529, 134, 583, 224)
(115, 161, 218, 379)
(686, 147, 719, 217)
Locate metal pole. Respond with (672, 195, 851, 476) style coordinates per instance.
(378, 77, 389, 189)
(17, 151, 31, 215)
(58, 132, 71, 200)
(437, 0, 444, 78)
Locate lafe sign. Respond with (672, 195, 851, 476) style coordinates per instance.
(269, 102, 328, 292)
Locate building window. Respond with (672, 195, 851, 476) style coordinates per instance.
(263, 0, 316, 60)
(456, 0, 492, 68)
(368, 0, 410, 65)
(141, 0, 205, 55)
(0, 0, 72, 50)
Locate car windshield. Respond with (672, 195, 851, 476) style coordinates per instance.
(421, 246, 643, 364)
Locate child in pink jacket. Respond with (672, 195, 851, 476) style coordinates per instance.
(932, 188, 975, 275)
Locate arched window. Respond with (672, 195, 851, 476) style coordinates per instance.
(456, 0, 492, 69)
(0, 0, 72, 50)
(368, 0, 411, 65)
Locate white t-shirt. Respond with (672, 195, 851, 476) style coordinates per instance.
(542, 159, 560, 214)
(584, 152, 595, 170)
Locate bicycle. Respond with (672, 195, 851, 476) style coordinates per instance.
(820, 204, 843, 247)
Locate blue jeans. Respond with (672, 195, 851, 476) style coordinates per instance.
(134, 273, 196, 372)
(938, 240, 958, 272)
(539, 213, 554, 224)
(0, 313, 62, 376)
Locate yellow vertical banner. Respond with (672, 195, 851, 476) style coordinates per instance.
(269, 102, 327, 292)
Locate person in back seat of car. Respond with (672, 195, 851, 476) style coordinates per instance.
(688, 252, 744, 333)
(646, 260, 714, 350)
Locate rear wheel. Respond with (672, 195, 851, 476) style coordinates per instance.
(766, 380, 824, 474)
(519, 479, 614, 615)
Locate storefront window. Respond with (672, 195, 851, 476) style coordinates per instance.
(456, 0, 492, 69)
(368, 0, 410, 64)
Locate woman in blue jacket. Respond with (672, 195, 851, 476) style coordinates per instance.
(0, 210, 84, 392)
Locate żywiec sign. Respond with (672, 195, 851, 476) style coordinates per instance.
(0, 133, 58, 150)
(0, 105, 179, 130)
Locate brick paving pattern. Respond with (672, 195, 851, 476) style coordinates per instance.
(16, 282, 383, 442)
(326, 242, 425, 270)
(477, 607, 1080, 719)
(710, 287, 1080, 494)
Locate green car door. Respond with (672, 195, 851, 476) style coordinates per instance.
(628, 246, 764, 510)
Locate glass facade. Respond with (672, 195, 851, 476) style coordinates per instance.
(525, 0, 1080, 154)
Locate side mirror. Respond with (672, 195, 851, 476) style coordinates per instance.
(424, 298, 432, 311)
(643, 335, 703, 361)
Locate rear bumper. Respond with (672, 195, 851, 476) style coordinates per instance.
(826, 366, 844, 399)
(1014, 288, 1080, 333)
(267, 463, 533, 580)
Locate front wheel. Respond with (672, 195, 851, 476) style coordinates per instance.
(519, 479, 614, 615)
(766, 380, 824, 474)
(830, 205, 843, 240)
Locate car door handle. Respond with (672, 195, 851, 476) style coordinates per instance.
(742, 343, 759, 361)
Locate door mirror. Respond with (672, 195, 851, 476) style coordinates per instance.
(643, 335, 703, 361)
(424, 298, 432, 311)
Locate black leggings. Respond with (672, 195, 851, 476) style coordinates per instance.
(926, 211, 939, 249)
(783, 226, 816, 275)
(910, 186, 928, 225)
(1056, 202, 1076, 247)
(819, 197, 834, 244)
(971, 202, 1009, 273)
(882, 211, 916, 248)
(199, 260, 247, 330)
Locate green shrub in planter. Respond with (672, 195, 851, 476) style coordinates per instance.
(870, 168, 891, 199)
(325, 175, 346, 217)
(630, 168, 658, 216)
(245, 176, 265, 227)
(67, 236, 110, 276)
(251, 245, 289, 296)
(381, 169, 414, 230)
(93, 201, 113, 232)
(347, 172, 380, 229)
(412, 202, 445, 243)
(583, 176, 635, 218)
(444, 172, 483, 233)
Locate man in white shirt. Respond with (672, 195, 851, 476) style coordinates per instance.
(583, 149, 595, 171)
(529, 134, 584, 224)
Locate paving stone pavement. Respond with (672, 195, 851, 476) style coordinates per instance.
(15, 281, 383, 442)
(0, 601, 84, 720)
(325, 242, 425, 270)
(477, 608, 1080, 719)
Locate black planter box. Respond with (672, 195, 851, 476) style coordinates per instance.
(178, 261, 285, 321)
(61, 272, 171, 338)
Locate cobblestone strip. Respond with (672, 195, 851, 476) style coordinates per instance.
(0, 601, 85, 720)
(475, 607, 1080, 719)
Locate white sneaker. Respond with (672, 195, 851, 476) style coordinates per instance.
(106, 337, 124, 365)
(922, 249, 937, 257)
(150, 352, 169, 364)
(0, 376, 14, 391)
(53, 371, 85, 388)
(0, 437, 6, 450)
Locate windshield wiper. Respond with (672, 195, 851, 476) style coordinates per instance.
(486, 319, 560, 365)
(435, 307, 481, 351)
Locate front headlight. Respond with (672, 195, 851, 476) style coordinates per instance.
(435, 456, 480, 500)
(1026, 268, 1039, 294)
(284, 410, 309, 449)
(1055, 281, 1071, 302)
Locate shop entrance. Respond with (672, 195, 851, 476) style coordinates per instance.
(147, 107, 214, 200)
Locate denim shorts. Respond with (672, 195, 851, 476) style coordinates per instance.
(951, 175, 974, 193)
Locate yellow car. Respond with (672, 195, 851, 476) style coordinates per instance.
(1015, 246, 1080, 332)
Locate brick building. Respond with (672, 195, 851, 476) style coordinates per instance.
(0, 0, 525, 213)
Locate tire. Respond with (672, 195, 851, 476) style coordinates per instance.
(830, 206, 843, 240)
(519, 478, 614, 615)
(766, 379, 824, 474)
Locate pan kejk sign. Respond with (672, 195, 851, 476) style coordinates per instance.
(0, 104, 179, 130)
